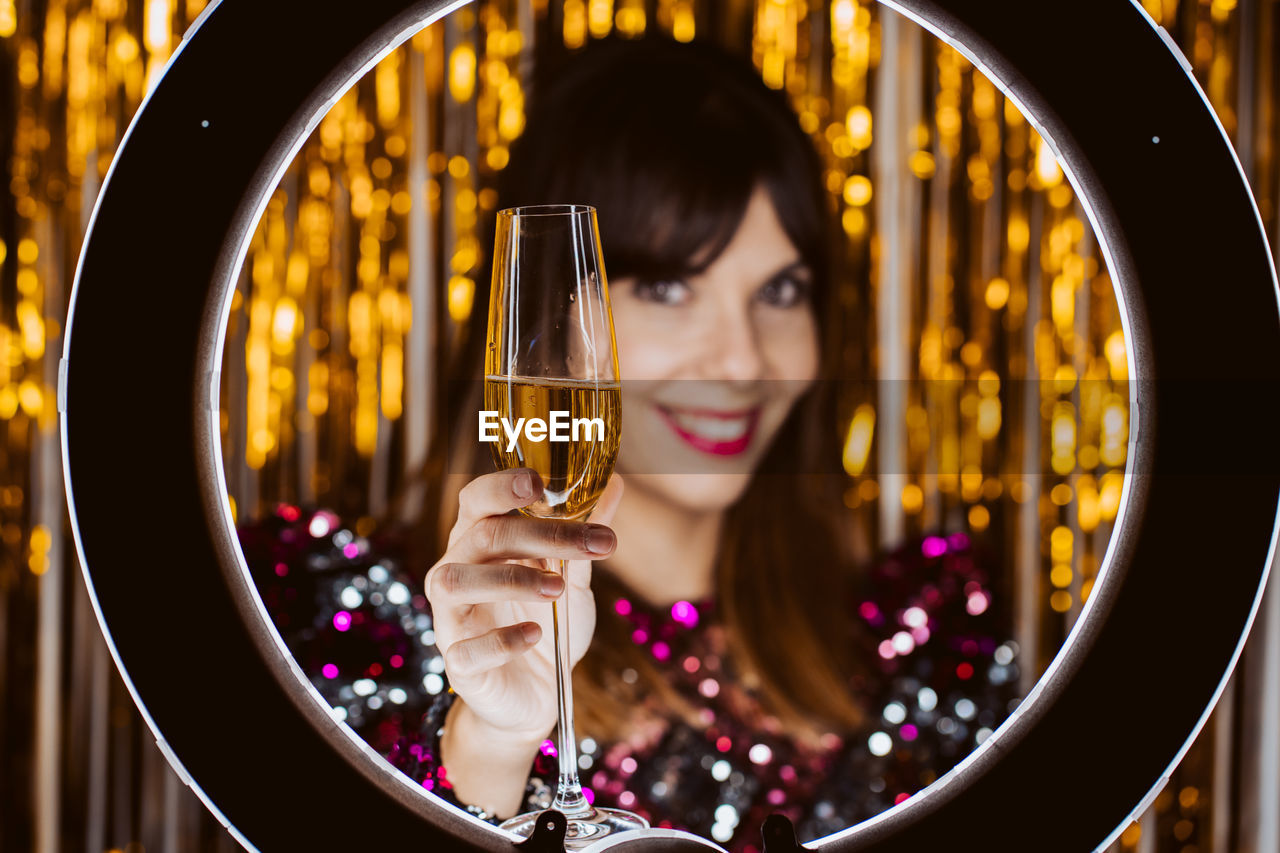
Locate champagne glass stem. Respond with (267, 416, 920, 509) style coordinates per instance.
(549, 557, 591, 818)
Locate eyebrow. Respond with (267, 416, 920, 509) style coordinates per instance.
(759, 259, 812, 286)
(655, 257, 812, 285)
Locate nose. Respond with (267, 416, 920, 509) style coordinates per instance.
(702, 304, 766, 383)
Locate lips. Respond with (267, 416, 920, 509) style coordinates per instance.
(656, 405, 760, 456)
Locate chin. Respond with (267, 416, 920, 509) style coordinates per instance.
(618, 471, 755, 514)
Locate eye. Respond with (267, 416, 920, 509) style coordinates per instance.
(632, 278, 692, 306)
(757, 275, 811, 308)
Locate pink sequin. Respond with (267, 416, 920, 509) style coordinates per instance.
(671, 600, 699, 628)
(921, 536, 947, 558)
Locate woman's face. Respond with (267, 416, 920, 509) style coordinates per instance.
(609, 184, 820, 514)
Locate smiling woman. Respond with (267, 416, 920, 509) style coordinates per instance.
(212, 2, 1166, 843)
(211, 23, 1027, 848)
(342, 33, 1024, 847)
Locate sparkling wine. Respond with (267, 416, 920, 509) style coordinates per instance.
(486, 204, 644, 845)
(484, 374, 621, 520)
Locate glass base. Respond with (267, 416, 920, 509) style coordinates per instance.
(500, 806, 649, 850)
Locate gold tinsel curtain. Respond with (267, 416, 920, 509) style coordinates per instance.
(0, 1, 1272, 851)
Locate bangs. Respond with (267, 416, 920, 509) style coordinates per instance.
(496, 37, 827, 287)
(587, 100, 761, 282)
(516, 59, 767, 282)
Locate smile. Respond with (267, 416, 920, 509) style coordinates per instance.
(656, 405, 761, 456)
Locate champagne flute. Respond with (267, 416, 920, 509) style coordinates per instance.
(484, 204, 646, 846)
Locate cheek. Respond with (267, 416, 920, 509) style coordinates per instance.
(612, 305, 692, 380)
(762, 312, 821, 382)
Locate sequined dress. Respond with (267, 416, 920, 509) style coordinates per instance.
(238, 506, 1022, 852)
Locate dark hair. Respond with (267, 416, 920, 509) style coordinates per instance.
(495, 36, 832, 310)
(396, 34, 869, 740)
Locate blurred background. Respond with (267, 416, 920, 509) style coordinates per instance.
(0, 0, 1276, 850)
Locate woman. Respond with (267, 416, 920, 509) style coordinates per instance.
(425, 29, 864, 818)
(239, 34, 1020, 850)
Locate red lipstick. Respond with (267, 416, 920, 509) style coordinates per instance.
(656, 406, 760, 456)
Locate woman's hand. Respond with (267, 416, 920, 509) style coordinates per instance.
(426, 468, 624, 749)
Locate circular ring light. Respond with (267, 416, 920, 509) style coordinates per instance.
(61, 0, 1280, 849)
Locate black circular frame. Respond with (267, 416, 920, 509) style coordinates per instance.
(61, 0, 1280, 850)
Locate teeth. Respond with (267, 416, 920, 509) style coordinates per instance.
(669, 411, 752, 441)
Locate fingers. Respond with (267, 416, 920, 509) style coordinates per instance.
(454, 468, 544, 533)
(444, 622, 542, 680)
(426, 561, 565, 607)
(452, 514, 616, 564)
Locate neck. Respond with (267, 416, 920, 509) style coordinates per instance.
(601, 478, 723, 607)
